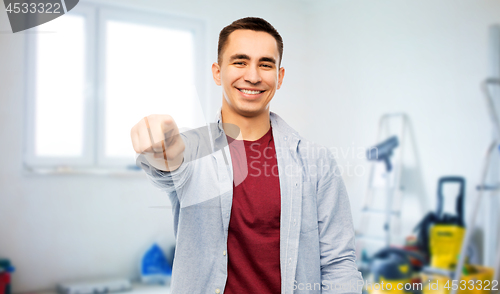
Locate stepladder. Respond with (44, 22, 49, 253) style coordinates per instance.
(356, 113, 428, 259)
(451, 78, 500, 294)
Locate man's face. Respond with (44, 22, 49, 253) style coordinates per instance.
(212, 29, 285, 118)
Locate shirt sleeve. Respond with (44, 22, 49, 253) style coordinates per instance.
(135, 130, 194, 195)
(135, 152, 193, 194)
(316, 154, 364, 294)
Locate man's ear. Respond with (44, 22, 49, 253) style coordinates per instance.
(212, 62, 221, 86)
(277, 67, 285, 89)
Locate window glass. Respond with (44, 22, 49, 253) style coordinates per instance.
(104, 20, 198, 158)
(35, 15, 86, 157)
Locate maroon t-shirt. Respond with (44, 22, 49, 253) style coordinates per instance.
(224, 126, 281, 294)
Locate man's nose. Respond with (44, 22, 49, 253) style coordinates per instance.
(244, 65, 262, 85)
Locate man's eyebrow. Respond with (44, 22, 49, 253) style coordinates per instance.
(229, 54, 250, 62)
(259, 57, 276, 64)
(228, 54, 276, 64)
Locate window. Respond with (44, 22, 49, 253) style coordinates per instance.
(24, 3, 207, 174)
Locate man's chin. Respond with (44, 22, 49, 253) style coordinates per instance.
(231, 104, 267, 118)
(223, 97, 270, 118)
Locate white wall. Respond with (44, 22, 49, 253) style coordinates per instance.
(305, 0, 500, 254)
(0, 0, 308, 292)
(1, 0, 500, 292)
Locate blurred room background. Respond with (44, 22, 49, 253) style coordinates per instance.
(0, 0, 499, 292)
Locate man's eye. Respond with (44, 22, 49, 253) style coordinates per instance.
(261, 64, 273, 68)
(234, 62, 245, 65)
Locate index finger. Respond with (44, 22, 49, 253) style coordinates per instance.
(143, 116, 165, 153)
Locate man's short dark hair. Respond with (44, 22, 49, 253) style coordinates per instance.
(217, 17, 283, 67)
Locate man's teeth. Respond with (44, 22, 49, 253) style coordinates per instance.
(239, 89, 263, 94)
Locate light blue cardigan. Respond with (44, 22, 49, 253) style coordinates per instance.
(136, 110, 363, 294)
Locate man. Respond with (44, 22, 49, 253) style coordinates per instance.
(131, 17, 363, 294)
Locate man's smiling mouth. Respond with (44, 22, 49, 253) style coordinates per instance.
(237, 88, 265, 95)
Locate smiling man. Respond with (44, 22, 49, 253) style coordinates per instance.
(131, 17, 363, 294)
(213, 28, 284, 141)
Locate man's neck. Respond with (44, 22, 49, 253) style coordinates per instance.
(221, 107, 271, 141)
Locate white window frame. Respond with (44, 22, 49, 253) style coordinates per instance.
(23, 2, 207, 175)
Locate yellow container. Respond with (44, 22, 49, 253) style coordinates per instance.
(430, 225, 465, 269)
(366, 277, 413, 294)
(421, 265, 494, 294)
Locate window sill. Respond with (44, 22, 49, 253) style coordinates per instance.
(22, 165, 145, 177)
